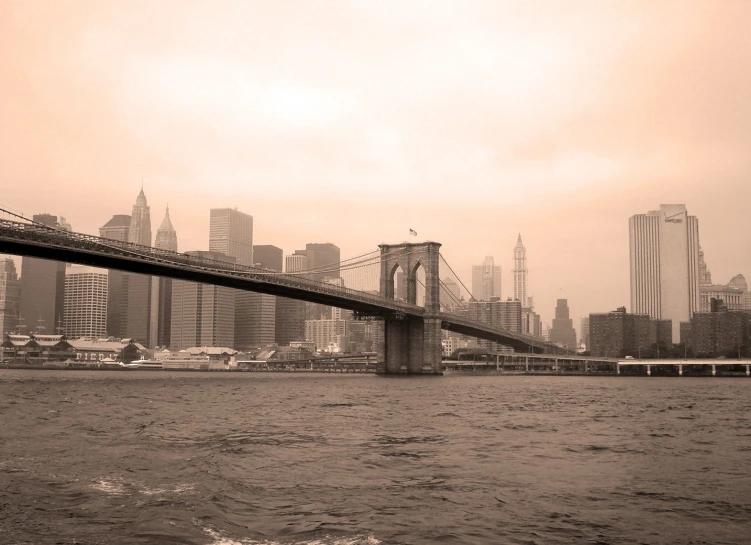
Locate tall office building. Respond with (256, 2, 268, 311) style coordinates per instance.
(276, 253, 309, 345)
(19, 214, 66, 335)
(522, 307, 542, 337)
(154, 207, 178, 252)
(64, 265, 108, 338)
(152, 207, 178, 347)
(234, 244, 282, 351)
(210, 208, 253, 266)
(440, 277, 461, 309)
(513, 235, 528, 306)
(471, 256, 501, 301)
(253, 245, 283, 271)
(170, 251, 236, 349)
(0, 258, 20, 337)
(580, 316, 590, 349)
(468, 298, 521, 350)
(549, 299, 577, 349)
(301, 243, 340, 281)
(99, 214, 131, 338)
(209, 209, 255, 349)
(629, 204, 700, 340)
(126, 189, 153, 345)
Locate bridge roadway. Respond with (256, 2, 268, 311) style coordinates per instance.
(0, 219, 554, 353)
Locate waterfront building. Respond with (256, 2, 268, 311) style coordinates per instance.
(513, 235, 528, 306)
(170, 251, 236, 350)
(549, 299, 577, 349)
(305, 319, 348, 352)
(19, 214, 66, 336)
(471, 256, 501, 301)
(589, 307, 653, 358)
(99, 214, 131, 339)
(467, 298, 521, 350)
(152, 207, 178, 347)
(689, 308, 749, 358)
(63, 265, 108, 338)
(654, 319, 673, 347)
(0, 258, 20, 337)
(629, 203, 700, 340)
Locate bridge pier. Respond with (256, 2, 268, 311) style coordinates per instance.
(712, 364, 716, 376)
(377, 316, 442, 375)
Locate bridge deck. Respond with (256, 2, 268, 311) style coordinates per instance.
(0, 218, 562, 353)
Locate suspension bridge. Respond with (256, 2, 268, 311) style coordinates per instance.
(0, 210, 566, 375)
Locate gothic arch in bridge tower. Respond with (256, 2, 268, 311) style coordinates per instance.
(379, 242, 441, 314)
(377, 242, 443, 375)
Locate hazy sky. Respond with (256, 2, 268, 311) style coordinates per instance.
(1, 0, 750, 330)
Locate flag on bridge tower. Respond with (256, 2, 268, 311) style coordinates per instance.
(409, 229, 417, 237)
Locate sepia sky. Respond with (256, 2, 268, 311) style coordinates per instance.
(1, 0, 750, 330)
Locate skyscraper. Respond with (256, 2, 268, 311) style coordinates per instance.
(513, 235, 528, 305)
(234, 244, 282, 351)
(302, 243, 341, 281)
(99, 214, 131, 338)
(170, 251, 236, 349)
(0, 258, 20, 337)
(549, 299, 577, 349)
(253, 245, 283, 271)
(129, 188, 152, 246)
(19, 214, 66, 335)
(208, 209, 255, 349)
(210, 208, 253, 266)
(154, 207, 178, 252)
(64, 265, 108, 338)
(471, 256, 501, 301)
(276, 253, 309, 345)
(152, 207, 178, 347)
(126, 189, 153, 345)
(629, 204, 700, 340)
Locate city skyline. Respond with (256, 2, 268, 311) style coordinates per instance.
(1, 2, 751, 333)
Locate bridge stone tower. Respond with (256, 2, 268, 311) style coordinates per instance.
(377, 242, 443, 375)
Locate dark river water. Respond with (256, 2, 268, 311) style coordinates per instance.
(1, 370, 750, 545)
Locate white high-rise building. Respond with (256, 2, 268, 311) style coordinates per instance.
(285, 253, 309, 274)
(629, 204, 700, 340)
(513, 234, 528, 306)
(64, 265, 108, 338)
(0, 258, 20, 337)
(471, 256, 501, 301)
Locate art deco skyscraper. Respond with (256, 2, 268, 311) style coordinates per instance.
(629, 204, 700, 340)
(151, 207, 178, 347)
(125, 188, 153, 345)
(513, 234, 528, 306)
